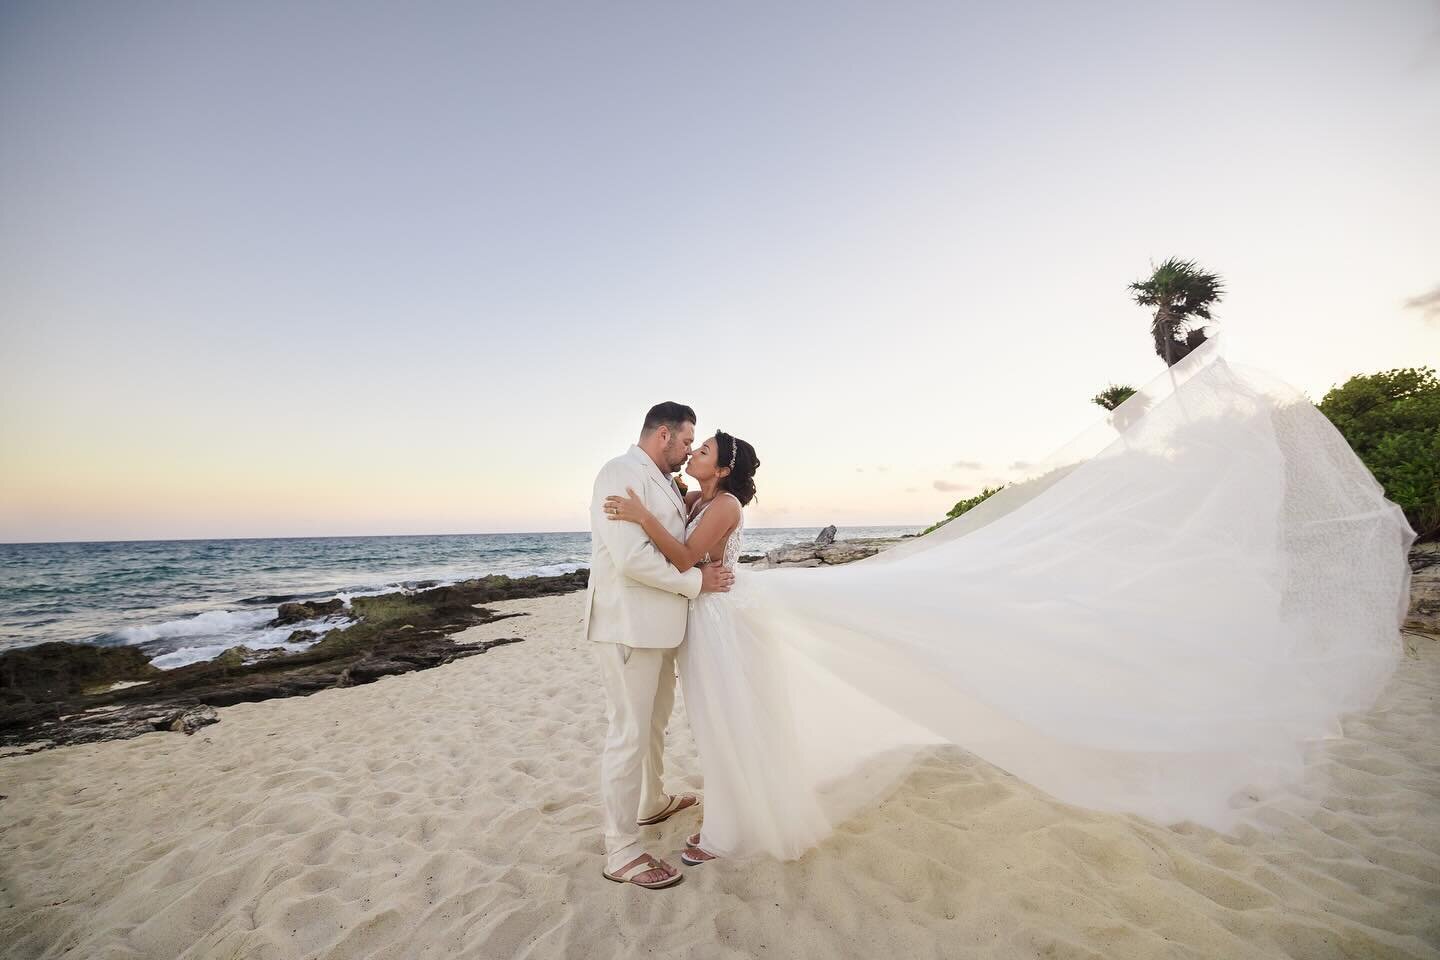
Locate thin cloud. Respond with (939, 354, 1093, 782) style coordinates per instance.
(934, 480, 969, 493)
(1405, 284, 1440, 324)
(1009, 460, 1032, 471)
(952, 460, 983, 470)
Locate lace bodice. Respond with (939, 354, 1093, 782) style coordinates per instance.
(685, 492, 745, 571)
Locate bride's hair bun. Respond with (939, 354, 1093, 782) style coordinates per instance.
(715, 430, 760, 506)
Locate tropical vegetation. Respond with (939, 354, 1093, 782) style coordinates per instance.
(1128, 257, 1224, 366)
(1318, 366, 1440, 540)
(1091, 384, 1137, 411)
(921, 485, 1006, 536)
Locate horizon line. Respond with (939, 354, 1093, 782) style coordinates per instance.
(0, 522, 925, 548)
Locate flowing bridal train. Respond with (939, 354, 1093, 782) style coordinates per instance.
(683, 334, 1414, 860)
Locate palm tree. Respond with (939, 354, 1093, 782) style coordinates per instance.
(1129, 258, 1224, 366)
(1091, 384, 1137, 411)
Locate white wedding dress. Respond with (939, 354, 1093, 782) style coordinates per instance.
(677, 493, 834, 859)
(677, 334, 1414, 860)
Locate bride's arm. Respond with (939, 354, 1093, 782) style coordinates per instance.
(606, 488, 741, 572)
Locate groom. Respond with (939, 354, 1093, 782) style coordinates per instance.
(585, 401, 733, 889)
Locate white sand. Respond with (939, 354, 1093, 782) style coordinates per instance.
(2, 592, 1437, 960)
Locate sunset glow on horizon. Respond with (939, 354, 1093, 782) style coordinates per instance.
(2, 1, 1437, 544)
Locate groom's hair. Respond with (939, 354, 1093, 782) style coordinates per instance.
(641, 402, 696, 437)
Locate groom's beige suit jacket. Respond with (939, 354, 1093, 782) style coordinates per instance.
(583, 445, 702, 648)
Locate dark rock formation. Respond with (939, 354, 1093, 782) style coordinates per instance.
(1408, 543, 1439, 639)
(0, 643, 162, 700)
(815, 525, 838, 545)
(0, 570, 589, 753)
(270, 599, 346, 626)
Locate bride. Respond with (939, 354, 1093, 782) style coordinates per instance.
(605, 430, 832, 864)
(605, 335, 1415, 862)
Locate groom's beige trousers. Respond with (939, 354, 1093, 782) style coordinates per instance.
(596, 641, 679, 873)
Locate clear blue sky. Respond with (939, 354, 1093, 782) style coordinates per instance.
(2, 1, 1437, 542)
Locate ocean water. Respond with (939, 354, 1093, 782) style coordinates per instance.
(0, 527, 918, 669)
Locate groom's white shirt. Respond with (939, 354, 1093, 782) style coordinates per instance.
(583, 444, 702, 647)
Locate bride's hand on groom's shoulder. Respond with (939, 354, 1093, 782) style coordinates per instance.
(604, 487, 649, 524)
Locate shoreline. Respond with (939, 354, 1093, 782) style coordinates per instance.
(0, 525, 921, 657)
(3, 538, 1434, 758)
(0, 533, 918, 754)
(0, 572, 588, 755)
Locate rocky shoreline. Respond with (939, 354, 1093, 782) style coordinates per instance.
(3, 536, 1433, 756)
(0, 571, 588, 754)
(0, 531, 910, 754)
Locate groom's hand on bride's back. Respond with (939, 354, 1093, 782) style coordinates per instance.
(700, 565, 734, 593)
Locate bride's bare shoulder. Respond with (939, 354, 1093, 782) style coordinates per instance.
(709, 493, 743, 521)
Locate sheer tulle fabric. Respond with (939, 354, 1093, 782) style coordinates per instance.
(679, 495, 834, 858)
(703, 336, 1413, 856)
(679, 588, 834, 859)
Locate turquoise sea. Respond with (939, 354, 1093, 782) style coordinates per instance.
(0, 527, 919, 669)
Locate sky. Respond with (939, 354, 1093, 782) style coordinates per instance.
(1, 0, 1437, 543)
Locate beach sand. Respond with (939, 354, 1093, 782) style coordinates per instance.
(2, 591, 1437, 959)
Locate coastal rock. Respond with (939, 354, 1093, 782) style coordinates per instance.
(164, 704, 219, 735)
(212, 647, 249, 670)
(815, 525, 838, 545)
(765, 544, 828, 565)
(818, 543, 880, 564)
(1408, 543, 1439, 637)
(348, 658, 410, 683)
(0, 643, 161, 701)
(213, 645, 295, 669)
(270, 599, 345, 626)
(762, 537, 906, 568)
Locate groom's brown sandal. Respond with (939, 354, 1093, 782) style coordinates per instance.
(602, 853, 683, 889)
(636, 792, 699, 826)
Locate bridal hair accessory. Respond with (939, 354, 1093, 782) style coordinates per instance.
(728, 435, 738, 471)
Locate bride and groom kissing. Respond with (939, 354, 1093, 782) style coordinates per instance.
(576, 351, 1416, 895)
(584, 401, 792, 890)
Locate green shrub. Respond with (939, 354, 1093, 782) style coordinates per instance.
(1091, 384, 1137, 411)
(921, 485, 1006, 535)
(1318, 366, 1440, 540)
